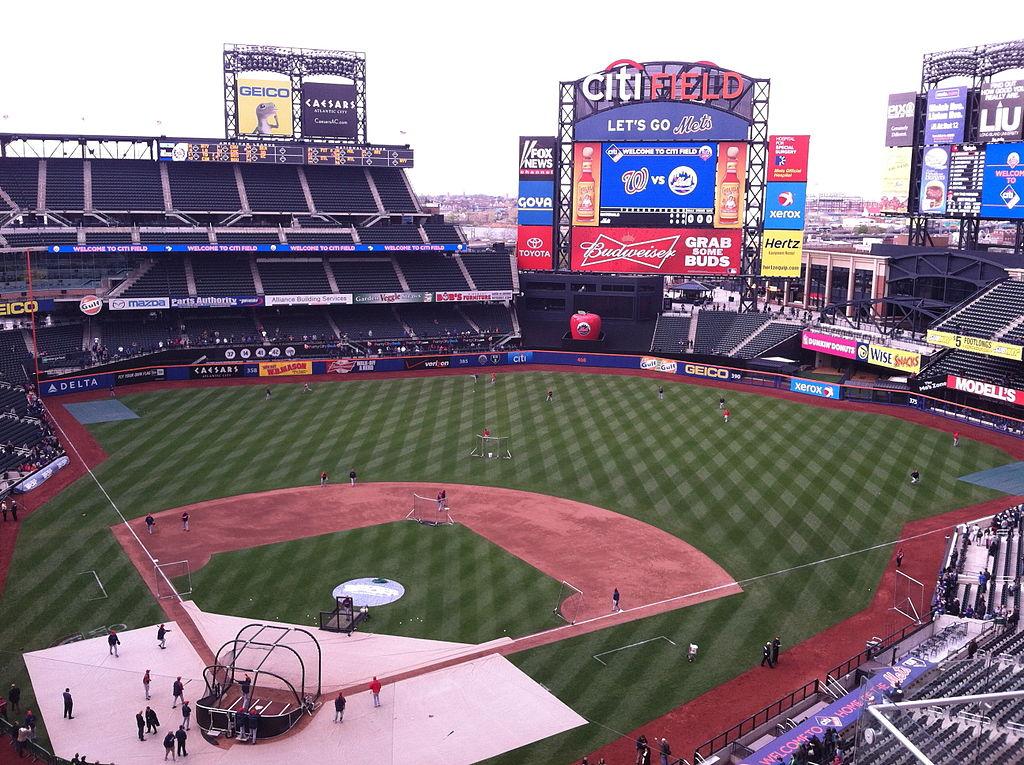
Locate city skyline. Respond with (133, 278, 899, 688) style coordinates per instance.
(0, 1, 1017, 198)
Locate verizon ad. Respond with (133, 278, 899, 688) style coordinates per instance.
(570, 227, 740, 275)
(516, 225, 553, 271)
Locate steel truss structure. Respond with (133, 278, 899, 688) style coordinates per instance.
(907, 39, 1024, 253)
(554, 63, 770, 313)
(223, 43, 367, 144)
(818, 296, 948, 336)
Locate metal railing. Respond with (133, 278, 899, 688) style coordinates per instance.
(693, 678, 820, 760)
(826, 619, 932, 682)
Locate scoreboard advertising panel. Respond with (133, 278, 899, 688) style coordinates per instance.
(237, 78, 294, 137)
(981, 142, 1024, 219)
(516, 136, 556, 270)
(570, 227, 740, 275)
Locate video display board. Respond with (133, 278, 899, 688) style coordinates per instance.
(981, 142, 1024, 219)
(158, 140, 413, 167)
(924, 86, 967, 145)
(947, 143, 985, 215)
(978, 80, 1024, 141)
(919, 146, 950, 215)
(570, 227, 740, 275)
(237, 78, 294, 137)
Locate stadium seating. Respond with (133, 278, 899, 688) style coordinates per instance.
(258, 308, 335, 342)
(139, 230, 212, 246)
(215, 231, 282, 246)
(934, 280, 1024, 339)
(99, 316, 175, 354)
(304, 166, 378, 214)
(713, 313, 769, 354)
(357, 224, 424, 245)
(0, 331, 32, 383)
(256, 260, 331, 294)
(181, 314, 259, 344)
(168, 163, 241, 212)
(191, 256, 257, 296)
(734, 321, 802, 359)
(422, 222, 464, 244)
(693, 311, 736, 354)
(329, 305, 408, 341)
(35, 324, 84, 368)
(919, 349, 1024, 388)
(285, 230, 355, 245)
(461, 253, 514, 290)
(397, 304, 474, 338)
(330, 260, 402, 292)
(45, 160, 85, 210)
(396, 255, 468, 291)
(0, 158, 40, 210)
(460, 303, 515, 335)
(369, 168, 417, 212)
(650, 315, 691, 354)
(82, 230, 134, 244)
(90, 160, 164, 211)
(239, 165, 309, 213)
(1, 230, 77, 249)
(120, 258, 189, 297)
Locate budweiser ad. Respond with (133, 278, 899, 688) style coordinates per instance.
(570, 227, 740, 275)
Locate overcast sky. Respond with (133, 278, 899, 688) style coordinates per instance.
(1, 1, 1016, 198)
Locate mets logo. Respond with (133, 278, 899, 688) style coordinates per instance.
(576, 321, 592, 337)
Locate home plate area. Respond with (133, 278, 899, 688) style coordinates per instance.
(24, 607, 586, 764)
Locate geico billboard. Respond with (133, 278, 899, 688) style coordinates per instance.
(0, 299, 55, 317)
(682, 363, 740, 380)
(237, 78, 294, 137)
(571, 227, 740, 275)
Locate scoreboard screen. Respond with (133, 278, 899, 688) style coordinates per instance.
(158, 140, 414, 168)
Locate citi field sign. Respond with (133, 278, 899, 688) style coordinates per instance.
(571, 60, 760, 142)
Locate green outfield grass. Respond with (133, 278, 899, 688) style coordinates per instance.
(185, 521, 564, 643)
(0, 372, 1010, 759)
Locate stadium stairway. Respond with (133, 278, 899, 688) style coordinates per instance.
(106, 258, 156, 298)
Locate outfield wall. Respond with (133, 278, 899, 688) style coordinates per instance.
(36, 350, 1024, 439)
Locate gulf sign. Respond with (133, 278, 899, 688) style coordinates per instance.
(790, 377, 841, 399)
(801, 330, 864, 360)
(767, 135, 811, 182)
(516, 225, 553, 271)
(764, 182, 807, 230)
(570, 227, 740, 275)
(867, 344, 921, 374)
(947, 375, 1023, 404)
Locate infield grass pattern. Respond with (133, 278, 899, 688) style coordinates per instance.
(0, 372, 1009, 761)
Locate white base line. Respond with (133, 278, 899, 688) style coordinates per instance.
(43, 401, 183, 604)
(513, 519, 966, 646)
(77, 569, 108, 600)
(593, 636, 676, 665)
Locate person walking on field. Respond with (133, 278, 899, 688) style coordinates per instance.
(719, 396, 726, 410)
(145, 706, 160, 734)
(320, 470, 328, 487)
(10, 499, 18, 521)
(349, 469, 357, 486)
(108, 629, 120, 657)
(8, 683, 20, 713)
(771, 637, 781, 666)
(761, 641, 772, 668)
(172, 677, 184, 708)
(953, 431, 960, 447)
(136, 710, 146, 741)
(370, 677, 382, 708)
(1, 498, 7, 521)
(265, 386, 272, 402)
(240, 675, 252, 709)
(546, 389, 553, 402)
(659, 738, 672, 765)
(895, 548, 904, 569)
(175, 725, 188, 757)
(63, 688, 74, 719)
(181, 700, 191, 730)
(181, 512, 189, 532)
(158, 624, 171, 649)
(334, 692, 346, 723)
(910, 469, 920, 484)
(722, 407, 730, 423)
(145, 514, 155, 534)
(143, 670, 152, 700)
(658, 385, 664, 401)
(612, 588, 621, 613)
(163, 730, 176, 760)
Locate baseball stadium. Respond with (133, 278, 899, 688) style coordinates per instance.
(2, 35, 1024, 765)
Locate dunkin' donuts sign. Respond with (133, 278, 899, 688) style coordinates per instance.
(570, 226, 739, 275)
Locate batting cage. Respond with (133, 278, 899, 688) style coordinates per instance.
(470, 434, 512, 459)
(406, 492, 455, 526)
(319, 595, 369, 635)
(197, 623, 322, 741)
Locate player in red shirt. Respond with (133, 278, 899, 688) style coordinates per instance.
(722, 408, 730, 423)
(482, 427, 491, 438)
(953, 431, 960, 447)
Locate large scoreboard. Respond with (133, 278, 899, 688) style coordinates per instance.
(549, 60, 789, 277)
(158, 139, 413, 167)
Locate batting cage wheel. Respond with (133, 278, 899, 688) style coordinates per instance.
(470, 434, 512, 460)
(405, 493, 455, 526)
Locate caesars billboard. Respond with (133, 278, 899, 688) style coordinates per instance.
(237, 77, 294, 137)
(569, 60, 759, 142)
(301, 81, 357, 140)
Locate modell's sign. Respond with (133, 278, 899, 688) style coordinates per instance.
(947, 374, 1022, 404)
(570, 227, 739, 275)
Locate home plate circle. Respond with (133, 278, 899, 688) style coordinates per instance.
(332, 578, 405, 607)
